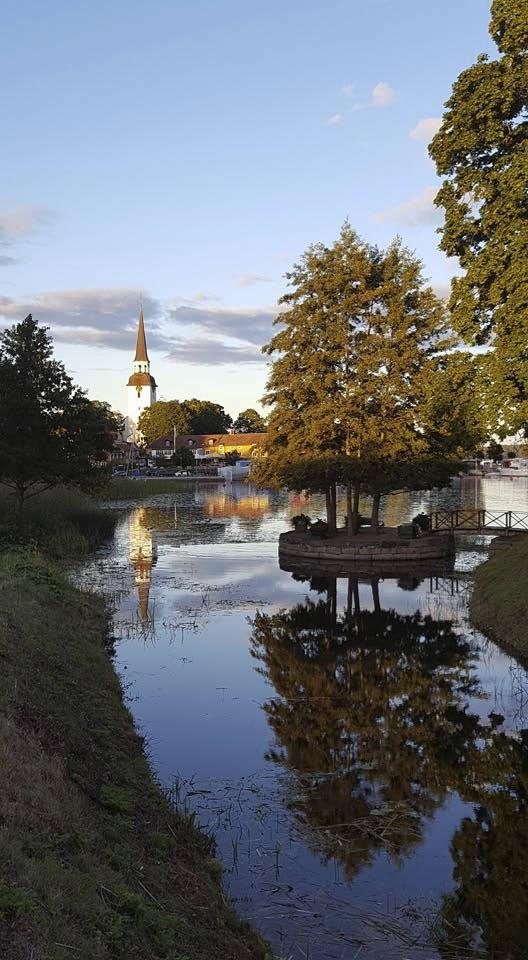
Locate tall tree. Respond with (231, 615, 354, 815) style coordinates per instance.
(430, 0, 528, 435)
(0, 316, 121, 511)
(137, 400, 190, 445)
(233, 407, 266, 433)
(255, 225, 455, 530)
(181, 399, 233, 434)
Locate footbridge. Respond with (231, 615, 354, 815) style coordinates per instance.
(430, 509, 528, 534)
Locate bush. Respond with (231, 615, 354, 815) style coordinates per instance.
(0, 485, 116, 558)
(291, 514, 312, 531)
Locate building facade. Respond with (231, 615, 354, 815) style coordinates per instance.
(127, 308, 157, 438)
(148, 432, 266, 462)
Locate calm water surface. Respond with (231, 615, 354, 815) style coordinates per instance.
(79, 478, 528, 959)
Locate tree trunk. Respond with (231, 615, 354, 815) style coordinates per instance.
(326, 482, 337, 533)
(352, 486, 360, 534)
(371, 578, 381, 614)
(346, 481, 353, 536)
(353, 578, 361, 615)
(371, 492, 381, 532)
(328, 577, 337, 634)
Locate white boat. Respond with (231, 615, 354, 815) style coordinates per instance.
(495, 458, 528, 478)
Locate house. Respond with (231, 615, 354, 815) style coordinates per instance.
(111, 439, 141, 466)
(148, 432, 267, 462)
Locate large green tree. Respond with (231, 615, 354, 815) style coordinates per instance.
(255, 224, 467, 530)
(430, 0, 528, 435)
(137, 400, 191, 445)
(233, 407, 266, 433)
(0, 315, 121, 511)
(181, 398, 233, 434)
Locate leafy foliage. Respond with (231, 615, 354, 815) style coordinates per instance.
(254, 224, 482, 524)
(233, 408, 266, 433)
(181, 398, 233, 434)
(167, 446, 196, 468)
(0, 316, 121, 510)
(137, 400, 191, 445)
(139, 398, 233, 443)
(430, 0, 528, 435)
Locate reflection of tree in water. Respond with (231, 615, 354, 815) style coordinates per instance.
(437, 729, 528, 960)
(250, 576, 528, 957)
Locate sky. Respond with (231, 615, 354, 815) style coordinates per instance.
(1, 0, 494, 417)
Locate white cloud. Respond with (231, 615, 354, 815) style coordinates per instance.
(0, 288, 170, 350)
(327, 113, 344, 125)
(0, 289, 278, 364)
(167, 337, 268, 366)
(341, 82, 355, 98)
(349, 81, 397, 113)
(410, 117, 442, 143)
(432, 281, 452, 301)
(0, 205, 54, 241)
(236, 273, 271, 288)
(371, 81, 396, 108)
(191, 290, 221, 302)
(373, 186, 442, 227)
(169, 305, 276, 346)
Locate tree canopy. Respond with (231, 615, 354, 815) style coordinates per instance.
(254, 224, 483, 527)
(181, 398, 233, 434)
(0, 315, 121, 509)
(138, 397, 233, 443)
(138, 400, 191, 445)
(233, 407, 266, 433)
(430, 0, 528, 435)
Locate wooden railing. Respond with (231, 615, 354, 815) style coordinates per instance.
(430, 510, 528, 532)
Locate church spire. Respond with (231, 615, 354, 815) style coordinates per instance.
(134, 307, 149, 362)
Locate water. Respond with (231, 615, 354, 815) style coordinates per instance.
(78, 478, 528, 959)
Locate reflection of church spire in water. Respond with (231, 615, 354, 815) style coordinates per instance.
(129, 507, 158, 623)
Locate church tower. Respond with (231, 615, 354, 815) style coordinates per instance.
(127, 307, 157, 438)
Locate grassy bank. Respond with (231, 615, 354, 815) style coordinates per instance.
(0, 485, 116, 558)
(0, 550, 268, 960)
(470, 534, 528, 661)
(0, 488, 268, 959)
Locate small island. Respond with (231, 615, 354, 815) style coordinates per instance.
(279, 523, 455, 571)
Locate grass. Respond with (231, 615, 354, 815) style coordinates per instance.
(0, 550, 269, 960)
(0, 485, 116, 558)
(470, 534, 528, 661)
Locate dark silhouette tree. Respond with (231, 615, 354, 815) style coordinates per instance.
(0, 315, 121, 512)
(233, 408, 266, 433)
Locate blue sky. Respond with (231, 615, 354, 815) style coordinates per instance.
(1, 0, 493, 416)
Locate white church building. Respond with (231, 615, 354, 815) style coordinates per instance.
(126, 308, 157, 439)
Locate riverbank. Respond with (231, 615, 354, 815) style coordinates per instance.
(470, 534, 528, 661)
(0, 500, 269, 959)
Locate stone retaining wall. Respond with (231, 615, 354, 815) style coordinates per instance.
(279, 530, 455, 563)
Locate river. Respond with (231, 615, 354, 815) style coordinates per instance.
(77, 477, 528, 960)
